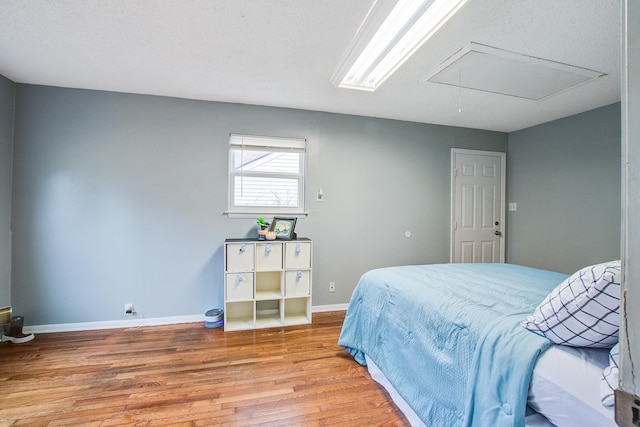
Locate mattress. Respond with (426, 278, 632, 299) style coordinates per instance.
(365, 344, 616, 427)
(528, 345, 615, 427)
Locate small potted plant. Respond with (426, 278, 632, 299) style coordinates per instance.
(256, 217, 270, 240)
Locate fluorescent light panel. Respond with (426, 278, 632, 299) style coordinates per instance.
(332, 0, 469, 91)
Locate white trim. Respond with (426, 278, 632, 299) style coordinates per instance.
(312, 303, 349, 312)
(225, 211, 308, 219)
(24, 314, 204, 334)
(24, 306, 348, 334)
(229, 134, 306, 151)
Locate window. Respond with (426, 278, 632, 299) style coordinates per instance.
(228, 134, 306, 216)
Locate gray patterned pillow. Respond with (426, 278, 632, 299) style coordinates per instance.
(521, 260, 621, 348)
(600, 342, 619, 406)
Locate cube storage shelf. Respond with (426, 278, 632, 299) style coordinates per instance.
(224, 238, 312, 331)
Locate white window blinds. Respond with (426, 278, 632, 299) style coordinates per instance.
(228, 134, 306, 215)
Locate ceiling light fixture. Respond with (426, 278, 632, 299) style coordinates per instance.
(331, 0, 469, 92)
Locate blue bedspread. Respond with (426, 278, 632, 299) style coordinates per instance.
(338, 263, 568, 427)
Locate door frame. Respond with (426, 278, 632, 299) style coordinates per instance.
(450, 148, 506, 263)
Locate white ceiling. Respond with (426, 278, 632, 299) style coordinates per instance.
(0, 0, 621, 133)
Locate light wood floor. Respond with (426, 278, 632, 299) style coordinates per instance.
(0, 311, 408, 426)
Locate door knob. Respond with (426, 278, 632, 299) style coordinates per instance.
(495, 230, 502, 236)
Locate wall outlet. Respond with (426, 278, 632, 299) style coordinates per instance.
(329, 282, 335, 293)
(124, 303, 135, 315)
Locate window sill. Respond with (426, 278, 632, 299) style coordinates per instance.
(224, 212, 309, 219)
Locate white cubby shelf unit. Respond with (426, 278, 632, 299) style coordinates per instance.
(223, 238, 312, 331)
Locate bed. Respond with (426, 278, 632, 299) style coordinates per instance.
(338, 262, 620, 427)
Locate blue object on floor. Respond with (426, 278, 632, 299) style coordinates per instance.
(204, 308, 224, 328)
(204, 320, 224, 329)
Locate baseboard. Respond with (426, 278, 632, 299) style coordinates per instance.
(25, 305, 349, 334)
(24, 314, 204, 334)
(312, 303, 349, 312)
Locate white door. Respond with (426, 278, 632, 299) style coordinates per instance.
(451, 149, 505, 263)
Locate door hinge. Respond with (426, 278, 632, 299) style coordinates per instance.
(453, 168, 458, 177)
(453, 221, 458, 230)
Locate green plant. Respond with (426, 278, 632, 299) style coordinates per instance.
(257, 217, 270, 230)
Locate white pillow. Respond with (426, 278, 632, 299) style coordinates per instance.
(522, 260, 621, 348)
(600, 342, 619, 406)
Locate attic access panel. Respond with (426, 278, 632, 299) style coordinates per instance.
(422, 43, 605, 100)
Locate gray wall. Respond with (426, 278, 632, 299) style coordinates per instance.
(11, 84, 507, 325)
(506, 104, 621, 274)
(0, 75, 14, 306)
(621, 0, 639, 398)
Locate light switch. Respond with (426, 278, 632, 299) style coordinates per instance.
(508, 203, 517, 212)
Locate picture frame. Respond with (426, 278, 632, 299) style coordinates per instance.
(269, 217, 297, 240)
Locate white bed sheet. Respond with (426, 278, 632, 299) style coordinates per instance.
(365, 344, 615, 427)
(528, 345, 616, 427)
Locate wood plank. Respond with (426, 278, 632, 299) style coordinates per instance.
(0, 311, 409, 426)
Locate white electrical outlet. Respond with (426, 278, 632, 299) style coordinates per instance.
(329, 282, 335, 293)
(124, 303, 135, 315)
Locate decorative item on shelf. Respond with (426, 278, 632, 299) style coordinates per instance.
(265, 231, 276, 240)
(256, 217, 270, 240)
(269, 217, 297, 240)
